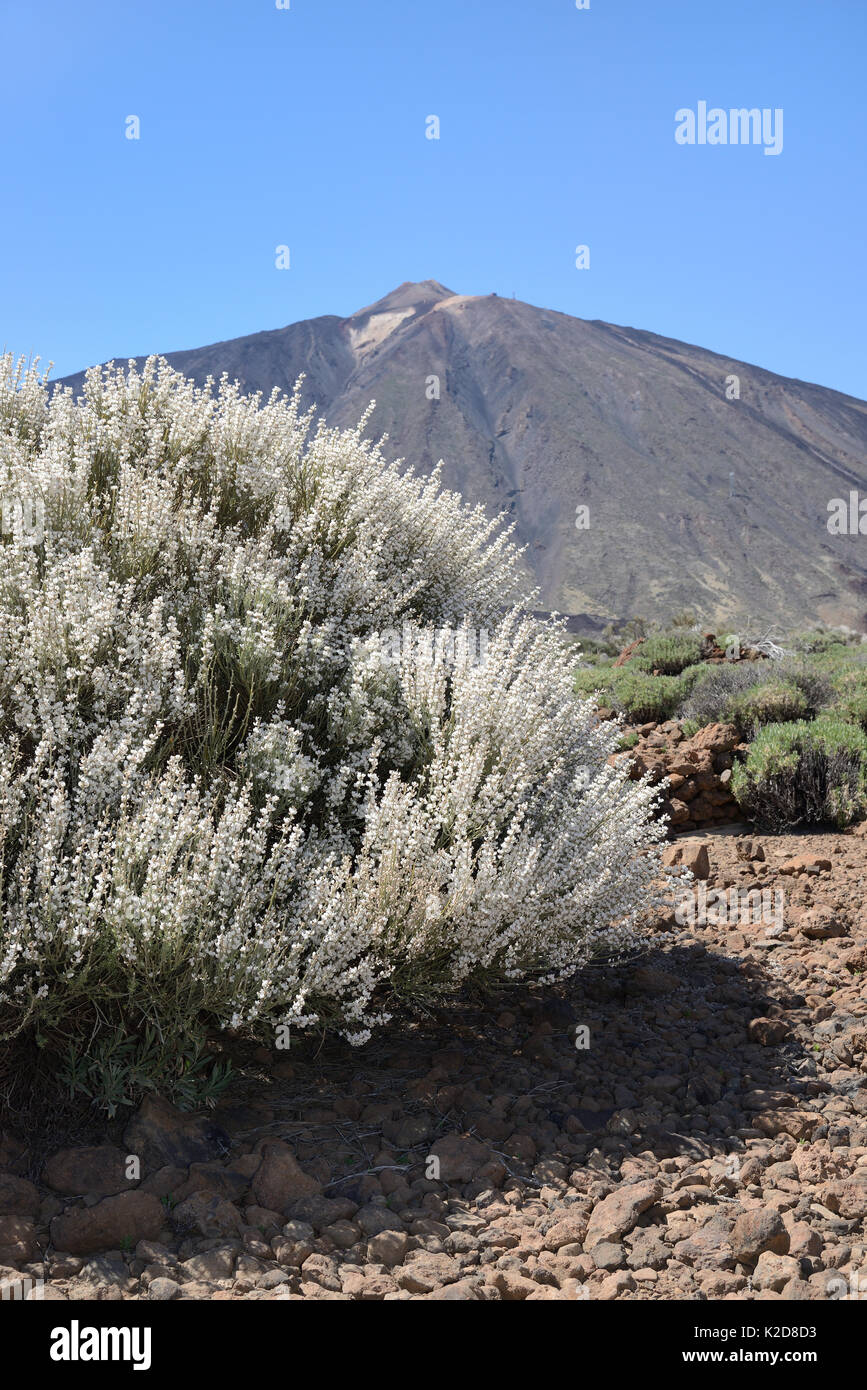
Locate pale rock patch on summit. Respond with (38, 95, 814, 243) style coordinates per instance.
(348, 309, 415, 360)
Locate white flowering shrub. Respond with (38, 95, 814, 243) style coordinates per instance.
(0, 353, 670, 1106)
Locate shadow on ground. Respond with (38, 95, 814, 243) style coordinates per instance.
(205, 937, 818, 1197)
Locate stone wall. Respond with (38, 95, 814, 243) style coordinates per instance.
(608, 720, 747, 834)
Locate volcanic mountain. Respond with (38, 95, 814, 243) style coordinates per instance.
(57, 281, 867, 632)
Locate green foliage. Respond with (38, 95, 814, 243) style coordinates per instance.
(575, 635, 619, 661)
(788, 628, 852, 655)
(675, 663, 709, 694)
(603, 616, 649, 644)
(726, 680, 808, 734)
(679, 658, 835, 731)
(575, 624, 867, 832)
(731, 716, 867, 829)
(574, 657, 704, 725)
(828, 666, 867, 730)
(607, 670, 688, 724)
(56, 1024, 234, 1117)
(834, 690, 867, 731)
(573, 665, 609, 699)
(633, 633, 704, 675)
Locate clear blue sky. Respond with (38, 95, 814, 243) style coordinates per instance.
(2, 0, 865, 397)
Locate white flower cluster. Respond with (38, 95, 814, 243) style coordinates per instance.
(0, 352, 672, 1052)
(356, 621, 489, 669)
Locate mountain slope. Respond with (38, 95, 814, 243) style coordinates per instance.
(56, 281, 867, 631)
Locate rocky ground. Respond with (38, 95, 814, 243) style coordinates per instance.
(1, 820, 865, 1303)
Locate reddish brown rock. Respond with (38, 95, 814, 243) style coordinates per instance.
(425, 1277, 489, 1300)
(49, 1192, 163, 1256)
(585, 1181, 662, 1248)
(730, 1208, 789, 1265)
(753, 1252, 800, 1292)
(798, 908, 847, 940)
(662, 841, 710, 880)
(397, 1251, 461, 1294)
(748, 1017, 789, 1046)
(779, 856, 831, 876)
(489, 1268, 538, 1300)
(613, 638, 645, 667)
(819, 1176, 867, 1220)
(172, 1191, 245, 1239)
(428, 1133, 492, 1183)
(686, 723, 740, 755)
(43, 1145, 134, 1198)
(543, 1211, 591, 1251)
(0, 1172, 40, 1217)
(123, 1095, 229, 1171)
(251, 1141, 321, 1212)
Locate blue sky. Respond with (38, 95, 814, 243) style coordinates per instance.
(2, 0, 865, 397)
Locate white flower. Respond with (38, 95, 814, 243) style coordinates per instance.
(0, 352, 673, 1052)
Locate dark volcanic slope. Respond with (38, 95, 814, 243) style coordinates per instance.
(56, 281, 867, 631)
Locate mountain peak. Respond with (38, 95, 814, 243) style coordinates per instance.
(53, 284, 867, 631)
(343, 281, 458, 359)
(347, 280, 456, 322)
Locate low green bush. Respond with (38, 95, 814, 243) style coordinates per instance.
(679, 658, 834, 730)
(834, 690, 867, 731)
(608, 671, 689, 723)
(802, 644, 867, 677)
(574, 657, 705, 725)
(576, 635, 619, 661)
(678, 663, 711, 695)
(731, 716, 867, 829)
(574, 666, 610, 699)
(678, 662, 765, 726)
(788, 628, 851, 655)
(573, 664, 699, 724)
(828, 667, 867, 730)
(632, 633, 703, 675)
(727, 680, 808, 734)
(781, 660, 838, 715)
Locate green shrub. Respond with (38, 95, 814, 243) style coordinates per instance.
(677, 663, 710, 695)
(576, 636, 619, 661)
(799, 644, 867, 677)
(574, 660, 704, 724)
(607, 670, 687, 724)
(678, 662, 764, 726)
(731, 716, 867, 829)
(828, 667, 867, 729)
(834, 690, 867, 731)
(780, 660, 837, 715)
(633, 633, 703, 675)
(573, 666, 609, 699)
(727, 680, 808, 734)
(668, 610, 699, 630)
(679, 659, 834, 730)
(788, 628, 851, 655)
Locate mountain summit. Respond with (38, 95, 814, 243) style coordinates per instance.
(57, 284, 867, 631)
(349, 279, 456, 317)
